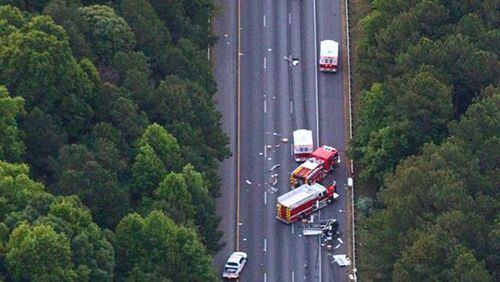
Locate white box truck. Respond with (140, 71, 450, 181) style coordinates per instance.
(319, 40, 339, 72)
(293, 129, 313, 162)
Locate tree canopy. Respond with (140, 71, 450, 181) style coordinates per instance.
(353, 0, 499, 279)
(0, 0, 225, 280)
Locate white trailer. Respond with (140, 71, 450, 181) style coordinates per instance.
(319, 40, 339, 72)
(293, 129, 313, 162)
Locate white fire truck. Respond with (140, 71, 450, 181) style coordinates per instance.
(276, 182, 338, 224)
(293, 129, 313, 162)
(319, 40, 339, 72)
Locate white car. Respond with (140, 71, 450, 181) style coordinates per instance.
(222, 251, 248, 279)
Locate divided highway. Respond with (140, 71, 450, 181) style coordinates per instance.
(215, 0, 351, 281)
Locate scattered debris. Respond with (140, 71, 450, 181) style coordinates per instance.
(339, 209, 343, 212)
(271, 174, 278, 186)
(337, 238, 343, 244)
(335, 244, 341, 249)
(272, 132, 280, 136)
(267, 157, 272, 161)
(269, 164, 280, 171)
(245, 180, 252, 185)
(238, 222, 243, 226)
(259, 152, 264, 156)
(266, 145, 273, 150)
(275, 144, 281, 149)
(281, 138, 289, 143)
(332, 255, 351, 267)
(243, 238, 247, 241)
(224, 34, 228, 37)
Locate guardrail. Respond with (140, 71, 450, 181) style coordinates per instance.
(344, 0, 357, 280)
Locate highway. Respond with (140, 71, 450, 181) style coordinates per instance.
(215, 0, 351, 281)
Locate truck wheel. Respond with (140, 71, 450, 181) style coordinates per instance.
(298, 213, 305, 220)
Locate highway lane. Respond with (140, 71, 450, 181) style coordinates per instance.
(214, 0, 237, 271)
(214, 0, 350, 281)
(316, 0, 350, 280)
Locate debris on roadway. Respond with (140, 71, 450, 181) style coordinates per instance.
(245, 180, 252, 185)
(269, 164, 280, 171)
(332, 255, 351, 267)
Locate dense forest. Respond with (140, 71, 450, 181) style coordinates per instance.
(0, 0, 227, 280)
(351, 0, 498, 281)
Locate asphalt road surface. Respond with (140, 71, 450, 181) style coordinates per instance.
(215, 0, 350, 281)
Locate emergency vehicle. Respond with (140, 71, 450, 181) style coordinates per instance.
(293, 129, 313, 162)
(276, 182, 338, 224)
(290, 145, 339, 187)
(319, 40, 339, 72)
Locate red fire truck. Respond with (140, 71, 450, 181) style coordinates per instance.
(276, 182, 338, 224)
(290, 145, 339, 187)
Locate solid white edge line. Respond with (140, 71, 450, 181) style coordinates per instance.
(313, 0, 320, 147)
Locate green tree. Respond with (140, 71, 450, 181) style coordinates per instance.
(152, 172, 193, 224)
(43, 0, 93, 59)
(352, 71, 453, 188)
(39, 196, 115, 281)
(79, 5, 136, 61)
(5, 223, 77, 281)
(0, 0, 49, 12)
(181, 164, 222, 253)
(119, 0, 173, 80)
(56, 144, 129, 227)
(393, 229, 491, 282)
(359, 92, 499, 279)
(137, 123, 183, 172)
(0, 85, 24, 162)
(0, 160, 115, 281)
(0, 6, 97, 142)
(114, 211, 217, 281)
(130, 144, 165, 203)
(0, 161, 46, 220)
(22, 108, 67, 181)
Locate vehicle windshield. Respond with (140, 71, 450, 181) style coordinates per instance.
(226, 262, 238, 267)
(224, 267, 238, 273)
